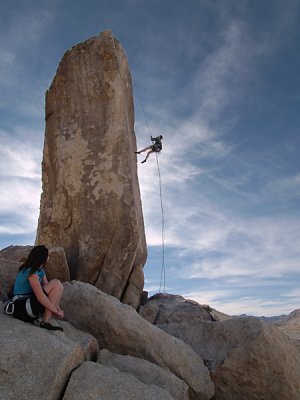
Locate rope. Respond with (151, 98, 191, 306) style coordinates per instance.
(111, 34, 166, 294)
(132, 78, 166, 293)
(132, 76, 152, 140)
(156, 154, 165, 294)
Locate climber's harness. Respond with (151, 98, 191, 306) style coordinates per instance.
(3, 294, 30, 315)
(153, 143, 162, 153)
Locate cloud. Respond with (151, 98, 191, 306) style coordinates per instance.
(268, 173, 300, 197)
(0, 139, 41, 181)
(0, 128, 42, 236)
(0, 177, 40, 235)
(183, 288, 299, 317)
(174, 214, 300, 278)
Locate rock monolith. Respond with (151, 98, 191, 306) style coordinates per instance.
(35, 30, 147, 308)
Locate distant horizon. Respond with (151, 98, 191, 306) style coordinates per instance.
(1, 0, 300, 317)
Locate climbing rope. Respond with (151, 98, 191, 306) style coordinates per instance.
(132, 78, 166, 294)
(155, 153, 166, 294)
(132, 77, 166, 293)
(131, 76, 152, 140)
(111, 35, 166, 293)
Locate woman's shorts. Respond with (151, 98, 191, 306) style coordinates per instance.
(13, 291, 46, 323)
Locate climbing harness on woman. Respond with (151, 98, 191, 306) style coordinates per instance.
(135, 135, 163, 163)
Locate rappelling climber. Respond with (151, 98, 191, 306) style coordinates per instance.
(135, 135, 163, 163)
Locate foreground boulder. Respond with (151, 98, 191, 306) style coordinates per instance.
(98, 349, 189, 400)
(63, 362, 175, 400)
(55, 320, 99, 361)
(61, 281, 215, 399)
(0, 312, 90, 400)
(35, 29, 147, 308)
(161, 317, 300, 400)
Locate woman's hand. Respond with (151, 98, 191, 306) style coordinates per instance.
(56, 309, 64, 319)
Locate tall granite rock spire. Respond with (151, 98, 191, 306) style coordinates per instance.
(36, 30, 147, 308)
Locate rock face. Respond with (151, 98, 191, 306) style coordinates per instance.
(98, 349, 189, 400)
(35, 30, 147, 308)
(276, 309, 300, 350)
(61, 281, 215, 400)
(63, 362, 175, 400)
(161, 317, 300, 400)
(0, 257, 20, 299)
(0, 312, 87, 400)
(47, 247, 70, 282)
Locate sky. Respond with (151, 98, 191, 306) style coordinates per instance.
(1, 0, 300, 316)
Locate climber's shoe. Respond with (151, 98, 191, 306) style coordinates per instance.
(40, 321, 63, 331)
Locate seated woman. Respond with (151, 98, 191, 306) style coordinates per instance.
(12, 244, 64, 331)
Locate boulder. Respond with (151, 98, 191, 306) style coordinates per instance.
(0, 311, 86, 400)
(138, 293, 213, 324)
(61, 281, 215, 400)
(208, 307, 231, 321)
(0, 257, 20, 299)
(63, 362, 175, 400)
(161, 317, 300, 400)
(0, 245, 32, 262)
(54, 320, 99, 361)
(35, 29, 147, 308)
(276, 309, 300, 350)
(47, 247, 70, 282)
(98, 349, 189, 400)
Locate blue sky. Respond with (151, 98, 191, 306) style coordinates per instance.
(1, 0, 300, 316)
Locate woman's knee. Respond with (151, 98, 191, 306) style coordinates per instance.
(53, 279, 63, 292)
(45, 279, 63, 292)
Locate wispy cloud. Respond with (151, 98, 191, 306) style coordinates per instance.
(0, 177, 40, 235)
(0, 128, 42, 236)
(174, 214, 300, 277)
(268, 173, 300, 197)
(183, 288, 300, 316)
(0, 130, 42, 180)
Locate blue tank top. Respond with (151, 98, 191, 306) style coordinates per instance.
(13, 267, 46, 295)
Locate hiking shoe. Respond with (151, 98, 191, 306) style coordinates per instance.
(40, 321, 63, 331)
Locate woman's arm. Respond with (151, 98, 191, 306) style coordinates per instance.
(28, 274, 58, 315)
(42, 275, 48, 286)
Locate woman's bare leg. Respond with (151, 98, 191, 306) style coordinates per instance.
(136, 145, 152, 154)
(42, 279, 63, 322)
(142, 149, 154, 163)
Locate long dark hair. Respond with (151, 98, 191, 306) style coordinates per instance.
(19, 245, 49, 275)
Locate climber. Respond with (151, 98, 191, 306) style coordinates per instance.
(135, 135, 163, 163)
(8, 245, 64, 331)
